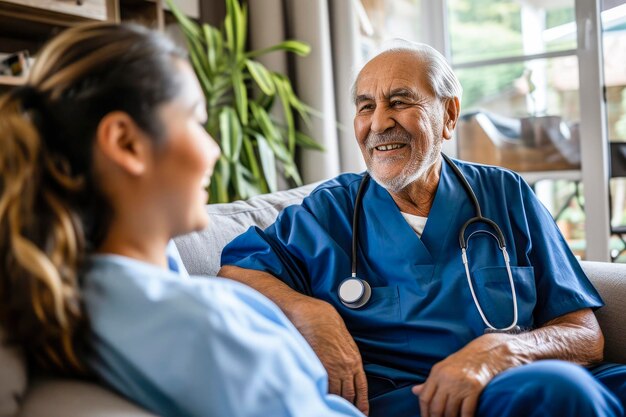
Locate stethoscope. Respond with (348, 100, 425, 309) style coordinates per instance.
(338, 154, 521, 333)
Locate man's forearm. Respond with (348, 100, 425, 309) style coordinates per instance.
(218, 265, 333, 325)
(505, 308, 604, 367)
(460, 308, 604, 375)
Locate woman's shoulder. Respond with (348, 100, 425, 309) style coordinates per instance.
(82, 252, 292, 340)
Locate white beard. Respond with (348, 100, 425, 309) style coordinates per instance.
(369, 140, 442, 193)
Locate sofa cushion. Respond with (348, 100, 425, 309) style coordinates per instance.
(0, 326, 27, 417)
(18, 378, 157, 417)
(581, 261, 626, 364)
(175, 184, 316, 277)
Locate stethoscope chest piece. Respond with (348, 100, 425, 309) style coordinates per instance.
(338, 277, 371, 309)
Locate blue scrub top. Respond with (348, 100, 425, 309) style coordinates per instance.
(221, 157, 604, 394)
(81, 243, 363, 417)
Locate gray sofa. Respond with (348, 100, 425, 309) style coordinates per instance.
(3, 184, 626, 416)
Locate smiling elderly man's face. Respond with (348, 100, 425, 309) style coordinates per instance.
(353, 50, 453, 192)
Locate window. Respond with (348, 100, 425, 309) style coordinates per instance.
(602, 0, 626, 260)
(359, 0, 612, 261)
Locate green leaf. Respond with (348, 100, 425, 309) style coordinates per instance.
(284, 161, 303, 186)
(249, 103, 281, 147)
(234, 163, 260, 199)
(232, 70, 248, 125)
(242, 137, 267, 194)
(209, 78, 232, 106)
(224, 0, 246, 55)
(257, 93, 275, 111)
(209, 173, 220, 203)
(295, 131, 325, 151)
(165, 0, 201, 38)
(235, 1, 247, 54)
(208, 25, 224, 64)
(255, 135, 277, 193)
(247, 40, 311, 58)
(203, 24, 217, 73)
(188, 47, 212, 93)
(272, 74, 296, 153)
(186, 37, 213, 93)
(250, 102, 293, 162)
(266, 134, 292, 163)
(273, 73, 311, 125)
(245, 60, 275, 96)
(224, 12, 235, 53)
(219, 107, 243, 161)
(211, 158, 231, 203)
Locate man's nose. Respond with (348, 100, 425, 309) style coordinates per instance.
(370, 106, 395, 134)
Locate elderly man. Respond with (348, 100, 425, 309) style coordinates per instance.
(219, 43, 626, 417)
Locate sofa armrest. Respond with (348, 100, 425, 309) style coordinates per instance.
(580, 261, 626, 364)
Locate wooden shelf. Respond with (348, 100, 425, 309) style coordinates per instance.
(0, 75, 26, 86)
(0, 1, 114, 53)
(0, 3, 108, 28)
(0, 0, 108, 22)
(0, 0, 199, 90)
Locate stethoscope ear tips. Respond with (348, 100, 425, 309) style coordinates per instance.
(338, 277, 371, 309)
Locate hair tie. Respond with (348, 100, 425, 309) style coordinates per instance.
(13, 85, 45, 112)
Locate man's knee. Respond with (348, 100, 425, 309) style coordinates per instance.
(478, 360, 623, 417)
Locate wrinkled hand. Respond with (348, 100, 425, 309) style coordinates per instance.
(292, 299, 369, 415)
(412, 334, 516, 417)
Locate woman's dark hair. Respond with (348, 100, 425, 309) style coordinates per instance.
(0, 22, 186, 373)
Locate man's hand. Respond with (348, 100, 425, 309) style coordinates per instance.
(411, 308, 604, 417)
(294, 298, 370, 415)
(411, 333, 515, 417)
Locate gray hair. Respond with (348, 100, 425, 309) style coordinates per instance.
(352, 39, 463, 104)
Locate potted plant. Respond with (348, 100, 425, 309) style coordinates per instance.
(166, 0, 323, 203)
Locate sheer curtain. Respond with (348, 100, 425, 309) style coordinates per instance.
(248, 0, 366, 185)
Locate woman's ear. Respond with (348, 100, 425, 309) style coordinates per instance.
(442, 96, 460, 140)
(95, 111, 150, 176)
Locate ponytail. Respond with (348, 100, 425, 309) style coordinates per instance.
(0, 88, 87, 374)
(0, 22, 185, 375)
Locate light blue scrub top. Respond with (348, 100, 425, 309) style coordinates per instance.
(81, 242, 363, 417)
(221, 157, 604, 398)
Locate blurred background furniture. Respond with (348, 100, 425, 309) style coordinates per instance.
(457, 110, 581, 172)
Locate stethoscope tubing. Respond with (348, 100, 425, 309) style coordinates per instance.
(344, 154, 520, 333)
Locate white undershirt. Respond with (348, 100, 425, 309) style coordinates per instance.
(400, 212, 428, 237)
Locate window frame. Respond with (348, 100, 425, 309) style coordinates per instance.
(427, 0, 610, 261)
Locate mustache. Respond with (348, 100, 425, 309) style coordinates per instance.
(365, 128, 412, 150)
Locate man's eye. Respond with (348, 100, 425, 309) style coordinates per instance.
(391, 100, 405, 107)
(358, 104, 374, 112)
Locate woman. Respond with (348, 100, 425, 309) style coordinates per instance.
(0, 23, 363, 417)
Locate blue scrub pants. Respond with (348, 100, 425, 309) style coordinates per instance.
(369, 360, 626, 417)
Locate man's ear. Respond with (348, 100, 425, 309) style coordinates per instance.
(442, 96, 460, 140)
(95, 111, 150, 176)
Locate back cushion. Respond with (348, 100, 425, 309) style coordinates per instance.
(581, 261, 626, 364)
(0, 326, 27, 417)
(174, 184, 315, 277)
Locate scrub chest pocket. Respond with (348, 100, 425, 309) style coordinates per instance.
(471, 266, 537, 330)
(339, 285, 410, 349)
